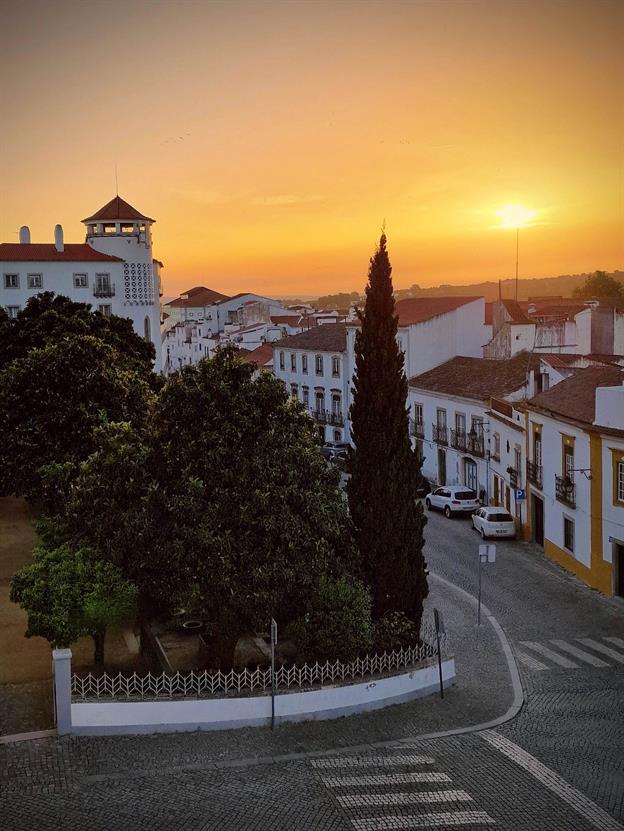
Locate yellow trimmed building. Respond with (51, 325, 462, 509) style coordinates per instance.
(524, 367, 624, 597)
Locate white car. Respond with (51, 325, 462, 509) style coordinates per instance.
(425, 486, 480, 518)
(472, 507, 516, 539)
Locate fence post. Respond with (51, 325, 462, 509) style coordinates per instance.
(53, 648, 73, 736)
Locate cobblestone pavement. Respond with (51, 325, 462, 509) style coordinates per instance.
(1, 510, 623, 829)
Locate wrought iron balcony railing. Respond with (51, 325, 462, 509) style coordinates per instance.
(311, 408, 344, 427)
(450, 429, 467, 451)
(411, 419, 425, 439)
(94, 283, 115, 298)
(467, 433, 485, 458)
(432, 424, 448, 445)
(555, 475, 575, 508)
(508, 467, 521, 489)
(527, 460, 543, 488)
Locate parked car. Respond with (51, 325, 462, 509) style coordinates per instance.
(472, 507, 516, 539)
(416, 476, 431, 498)
(321, 441, 351, 461)
(425, 486, 480, 518)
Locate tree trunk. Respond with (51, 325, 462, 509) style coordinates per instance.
(93, 629, 106, 669)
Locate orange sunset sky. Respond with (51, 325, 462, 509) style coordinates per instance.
(1, 0, 622, 298)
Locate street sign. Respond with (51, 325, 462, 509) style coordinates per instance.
(479, 543, 496, 563)
(515, 488, 526, 501)
(434, 608, 445, 635)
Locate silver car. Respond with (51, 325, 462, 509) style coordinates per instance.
(425, 486, 480, 518)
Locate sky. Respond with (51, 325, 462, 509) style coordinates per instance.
(1, 0, 622, 298)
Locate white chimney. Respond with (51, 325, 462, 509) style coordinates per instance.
(54, 224, 64, 253)
(19, 226, 31, 244)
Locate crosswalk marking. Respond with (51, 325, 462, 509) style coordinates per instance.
(337, 790, 473, 807)
(311, 755, 435, 769)
(604, 636, 624, 650)
(520, 641, 579, 668)
(322, 772, 452, 788)
(350, 812, 496, 830)
(577, 638, 624, 664)
(516, 651, 549, 671)
(549, 639, 609, 667)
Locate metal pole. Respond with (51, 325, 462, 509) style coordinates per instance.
(270, 618, 277, 730)
(515, 226, 519, 301)
(477, 554, 483, 626)
(436, 630, 444, 699)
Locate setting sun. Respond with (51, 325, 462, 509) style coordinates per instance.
(497, 204, 537, 230)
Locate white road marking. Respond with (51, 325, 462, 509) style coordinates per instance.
(520, 641, 579, 668)
(549, 639, 609, 667)
(322, 772, 451, 788)
(578, 638, 624, 664)
(482, 730, 624, 831)
(311, 754, 435, 768)
(604, 636, 624, 650)
(516, 651, 549, 671)
(337, 789, 472, 807)
(350, 811, 496, 830)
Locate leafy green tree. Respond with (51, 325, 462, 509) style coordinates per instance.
(0, 336, 153, 503)
(572, 271, 624, 300)
(347, 234, 428, 625)
(315, 291, 361, 309)
(0, 292, 155, 374)
(55, 348, 357, 666)
(10, 545, 137, 666)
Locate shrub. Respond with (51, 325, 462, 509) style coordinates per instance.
(372, 611, 419, 652)
(286, 575, 373, 663)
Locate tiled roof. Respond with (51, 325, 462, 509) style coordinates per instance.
(502, 299, 532, 324)
(82, 196, 155, 223)
(271, 315, 302, 326)
(395, 297, 481, 326)
(240, 343, 274, 366)
(409, 353, 542, 401)
(0, 243, 123, 262)
(529, 366, 624, 425)
(276, 323, 347, 352)
(166, 286, 230, 308)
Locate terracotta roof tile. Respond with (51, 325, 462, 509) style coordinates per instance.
(347, 297, 482, 327)
(276, 323, 347, 352)
(409, 353, 542, 401)
(0, 243, 123, 262)
(529, 366, 624, 425)
(166, 286, 230, 308)
(240, 343, 274, 366)
(82, 196, 155, 223)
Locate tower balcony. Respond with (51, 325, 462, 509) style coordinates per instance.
(94, 284, 115, 298)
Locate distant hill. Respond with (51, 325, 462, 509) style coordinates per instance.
(393, 271, 623, 303)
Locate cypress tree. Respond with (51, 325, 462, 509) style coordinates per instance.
(347, 234, 428, 626)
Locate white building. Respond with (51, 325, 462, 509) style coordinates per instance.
(525, 367, 624, 597)
(1, 196, 163, 372)
(164, 289, 291, 336)
(273, 324, 348, 443)
(164, 286, 231, 327)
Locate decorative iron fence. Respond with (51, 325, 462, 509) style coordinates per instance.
(527, 460, 542, 489)
(432, 424, 448, 445)
(450, 429, 467, 451)
(410, 419, 425, 439)
(72, 622, 449, 701)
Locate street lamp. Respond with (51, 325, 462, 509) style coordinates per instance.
(497, 205, 536, 301)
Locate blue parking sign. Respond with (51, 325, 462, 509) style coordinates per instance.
(515, 488, 526, 501)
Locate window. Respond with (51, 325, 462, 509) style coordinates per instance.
(291, 353, 297, 372)
(414, 403, 423, 424)
(471, 415, 484, 436)
(95, 273, 111, 292)
(302, 354, 308, 374)
(397, 337, 404, 354)
(279, 351, 285, 371)
(4, 274, 19, 289)
(103, 223, 117, 234)
(302, 386, 309, 406)
(331, 392, 341, 414)
(331, 356, 340, 377)
(121, 223, 135, 234)
(98, 304, 112, 318)
(455, 412, 466, 433)
(436, 408, 446, 428)
(291, 383, 298, 399)
(144, 316, 151, 342)
(492, 433, 501, 459)
(563, 517, 574, 552)
(74, 273, 88, 288)
(514, 446, 522, 474)
(564, 443, 574, 480)
(315, 390, 324, 412)
(315, 355, 324, 375)
(27, 274, 42, 289)
(6, 305, 20, 319)
(614, 455, 624, 504)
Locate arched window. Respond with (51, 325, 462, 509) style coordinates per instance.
(144, 315, 151, 342)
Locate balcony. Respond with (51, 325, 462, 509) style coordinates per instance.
(411, 419, 425, 439)
(450, 429, 467, 452)
(432, 424, 448, 445)
(527, 460, 543, 488)
(508, 467, 521, 489)
(94, 283, 115, 298)
(467, 432, 485, 458)
(555, 475, 575, 508)
(311, 408, 344, 428)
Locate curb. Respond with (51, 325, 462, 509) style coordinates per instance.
(0, 728, 56, 745)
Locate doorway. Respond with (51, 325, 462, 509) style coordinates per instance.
(438, 448, 446, 486)
(614, 542, 624, 598)
(464, 459, 477, 493)
(533, 494, 544, 546)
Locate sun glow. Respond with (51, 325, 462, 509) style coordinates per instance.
(497, 204, 537, 230)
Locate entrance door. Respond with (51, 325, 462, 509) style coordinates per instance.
(615, 543, 624, 598)
(438, 448, 446, 485)
(533, 494, 544, 546)
(464, 459, 477, 493)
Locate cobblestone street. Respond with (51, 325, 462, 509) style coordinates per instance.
(1, 509, 622, 830)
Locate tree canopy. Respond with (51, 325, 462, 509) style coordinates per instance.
(347, 235, 428, 625)
(572, 271, 624, 300)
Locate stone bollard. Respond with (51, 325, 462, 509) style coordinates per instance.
(52, 648, 73, 736)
